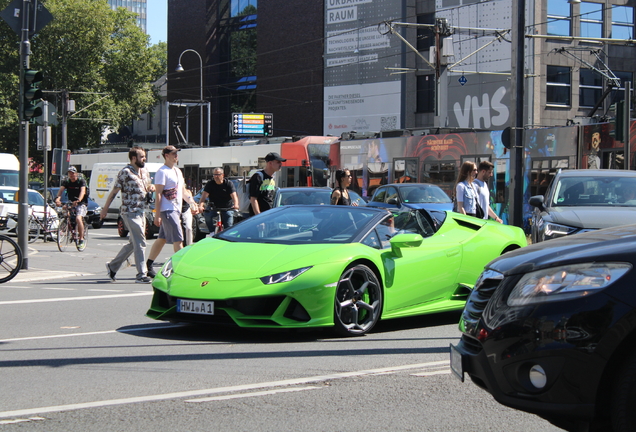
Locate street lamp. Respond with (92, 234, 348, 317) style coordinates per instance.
(176, 49, 203, 146)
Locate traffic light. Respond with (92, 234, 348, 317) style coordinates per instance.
(23, 69, 43, 122)
(615, 100, 625, 142)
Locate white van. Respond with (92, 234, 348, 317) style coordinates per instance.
(90, 162, 162, 221)
(0, 153, 19, 187)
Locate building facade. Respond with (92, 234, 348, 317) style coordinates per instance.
(107, 0, 148, 33)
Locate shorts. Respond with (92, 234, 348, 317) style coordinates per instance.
(158, 210, 184, 243)
(75, 204, 88, 217)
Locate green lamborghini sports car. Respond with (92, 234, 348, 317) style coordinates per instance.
(147, 205, 527, 336)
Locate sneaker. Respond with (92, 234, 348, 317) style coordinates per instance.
(106, 263, 116, 282)
(147, 266, 157, 278)
(78, 240, 86, 250)
(135, 276, 152, 284)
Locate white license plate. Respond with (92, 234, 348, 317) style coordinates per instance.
(449, 344, 464, 382)
(177, 299, 214, 315)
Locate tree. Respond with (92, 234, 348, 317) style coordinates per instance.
(0, 0, 165, 156)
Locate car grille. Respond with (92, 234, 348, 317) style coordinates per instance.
(461, 269, 504, 330)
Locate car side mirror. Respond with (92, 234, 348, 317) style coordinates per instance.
(529, 195, 545, 212)
(387, 198, 399, 205)
(390, 233, 423, 258)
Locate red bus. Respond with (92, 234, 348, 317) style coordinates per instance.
(279, 136, 340, 188)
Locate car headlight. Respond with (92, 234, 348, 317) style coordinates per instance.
(161, 258, 173, 278)
(508, 262, 632, 306)
(543, 222, 577, 238)
(260, 266, 312, 284)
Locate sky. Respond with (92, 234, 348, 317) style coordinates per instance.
(146, 0, 167, 45)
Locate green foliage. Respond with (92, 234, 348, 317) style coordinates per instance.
(0, 0, 167, 156)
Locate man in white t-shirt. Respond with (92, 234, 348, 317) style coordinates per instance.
(146, 145, 197, 277)
(473, 160, 503, 223)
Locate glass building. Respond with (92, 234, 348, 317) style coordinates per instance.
(108, 0, 147, 33)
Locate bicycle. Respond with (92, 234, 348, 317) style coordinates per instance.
(0, 234, 23, 283)
(18, 205, 60, 244)
(206, 206, 237, 236)
(57, 203, 89, 252)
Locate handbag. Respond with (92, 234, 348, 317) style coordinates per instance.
(475, 202, 485, 219)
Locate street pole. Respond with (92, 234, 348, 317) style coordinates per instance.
(510, 0, 526, 228)
(625, 81, 632, 170)
(17, 0, 31, 269)
(62, 89, 68, 150)
(176, 49, 204, 146)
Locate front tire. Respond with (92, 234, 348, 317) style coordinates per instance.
(611, 348, 636, 431)
(0, 235, 23, 283)
(57, 219, 71, 252)
(333, 264, 383, 336)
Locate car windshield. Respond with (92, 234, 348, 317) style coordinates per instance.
(0, 189, 44, 206)
(277, 189, 331, 206)
(218, 206, 381, 244)
(552, 176, 636, 207)
(401, 185, 452, 204)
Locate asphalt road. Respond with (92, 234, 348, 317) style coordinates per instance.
(0, 226, 563, 431)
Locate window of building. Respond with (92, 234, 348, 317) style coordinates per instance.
(580, 2, 603, 38)
(547, 65, 571, 106)
(611, 6, 634, 39)
(147, 113, 153, 131)
(610, 71, 634, 102)
(231, 0, 257, 17)
(547, 0, 572, 36)
(579, 68, 603, 108)
(416, 75, 435, 113)
(416, 13, 435, 51)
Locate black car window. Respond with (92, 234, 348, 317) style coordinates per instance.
(393, 210, 435, 238)
(372, 188, 386, 203)
(385, 186, 399, 203)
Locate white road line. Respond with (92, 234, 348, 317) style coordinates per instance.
(12, 272, 95, 283)
(411, 369, 451, 377)
(185, 386, 320, 402)
(87, 289, 124, 293)
(42, 288, 76, 291)
(0, 286, 31, 289)
(0, 324, 182, 343)
(0, 292, 152, 305)
(0, 361, 450, 419)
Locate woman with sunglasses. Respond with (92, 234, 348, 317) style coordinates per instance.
(331, 169, 358, 206)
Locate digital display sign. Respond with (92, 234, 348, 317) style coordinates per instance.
(232, 113, 273, 136)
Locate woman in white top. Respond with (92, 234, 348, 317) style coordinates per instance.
(454, 161, 478, 216)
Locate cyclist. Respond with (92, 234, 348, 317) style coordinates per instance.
(55, 166, 87, 248)
(197, 167, 239, 232)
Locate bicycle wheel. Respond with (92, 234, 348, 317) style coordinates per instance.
(27, 215, 40, 243)
(57, 219, 71, 252)
(0, 234, 23, 284)
(76, 221, 88, 251)
(47, 218, 59, 242)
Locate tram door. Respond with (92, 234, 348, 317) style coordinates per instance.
(280, 166, 308, 187)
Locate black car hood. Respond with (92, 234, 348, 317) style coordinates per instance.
(545, 206, 636, 229)
(489, 224, 636, 275)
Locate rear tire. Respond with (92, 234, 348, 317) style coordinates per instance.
(117, 217, 128, 237)
(0, 235, 23, 283)
(333, 264, 383, 336)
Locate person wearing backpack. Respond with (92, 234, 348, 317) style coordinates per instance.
(248, 152, 286, 216)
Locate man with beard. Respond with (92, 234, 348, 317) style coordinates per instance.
(100, 147, 154, 283)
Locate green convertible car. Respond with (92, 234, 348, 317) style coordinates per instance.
(147, 205, 527, 336)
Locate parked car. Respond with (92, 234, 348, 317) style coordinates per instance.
(367, 183, 453, 211)
(273, 186, 366, 207)
(529, 169, 636, 243)
(451, 224, 636, 431)
(0, 186, 58, 236)
(147, 205, 526, 335)
(39, 187, 103, 229)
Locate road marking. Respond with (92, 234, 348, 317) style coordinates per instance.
(0, 416, 46, 425)
(87, 289, 124, 293)
(42, 288, 76, 291)
(0, 324, 182, 343)
(185, 386, 320, 402)
(0, 286, 31, 289)
(0, 361, 449, 419)
(12, 271, 95, 283)
(0, 292, 152, 305)
(411, 369, 451, 377)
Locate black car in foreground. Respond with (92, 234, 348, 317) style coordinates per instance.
(451, 225, 636, 432)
